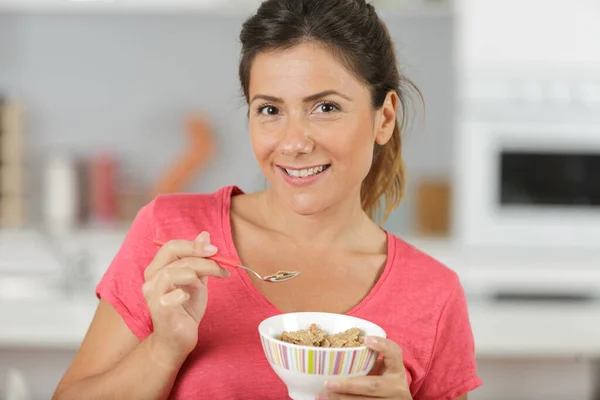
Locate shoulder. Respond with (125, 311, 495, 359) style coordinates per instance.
(376, 235, 480, 397)
(388, 233, 459, 284)
(143, 185, 244, 242)
(386, 233, 460, 302)
(151, 185, 243, 217)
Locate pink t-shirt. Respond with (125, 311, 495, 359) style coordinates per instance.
(96, 186, 482, 399)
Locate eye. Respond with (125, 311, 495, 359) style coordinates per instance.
(314, 102, 341, 114)
(257, 105, 280, 116)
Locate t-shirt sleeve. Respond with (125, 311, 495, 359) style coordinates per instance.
(414, 275, 483, 400)
(95, 200, 157, 341)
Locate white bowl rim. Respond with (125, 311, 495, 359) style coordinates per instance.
(258, 312, 387, 352)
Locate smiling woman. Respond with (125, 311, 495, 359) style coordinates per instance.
(52, 1, 482, 400)
(241, 22, 419, 224)
(246, 42, 402, 219)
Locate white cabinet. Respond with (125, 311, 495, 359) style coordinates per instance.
(0, 349, 76, 400)
(456, 0, 600, 69)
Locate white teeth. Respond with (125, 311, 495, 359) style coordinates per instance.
(284, 165, 328, 177)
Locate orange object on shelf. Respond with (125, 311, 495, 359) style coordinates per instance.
(415, 178, 451, 237)
(151, 114, 216, 197)
(89, 153, 118, 224)
(0, 100, 27, 228)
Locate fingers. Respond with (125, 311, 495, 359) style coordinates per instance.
(321, 374, 411, 399)
(320, 338, 410, 399)
(143, 258, 230, 299)
(323, 376, 395, 398)
(141, 287, 190, 319)
(159, 288, 189, 308)
(316, 393, 372, 400)
(363, 337, 405, 376)
(173, 256, 230, 279)
(145, 232, 218, 281)
(157, 258, 230, 293)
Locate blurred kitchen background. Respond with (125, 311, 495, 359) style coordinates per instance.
(1, 0, 600, 399)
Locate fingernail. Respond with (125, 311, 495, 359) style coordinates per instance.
(365, 336, 379, 345)
(315, 394, 329, 400)
(324, 380, 339, 390)
(222, 269, 231, 277)
(204, 244, 218, 254)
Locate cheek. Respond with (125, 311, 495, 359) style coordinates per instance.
(249, 125, 280, 162)
(335, 126, 375, 170)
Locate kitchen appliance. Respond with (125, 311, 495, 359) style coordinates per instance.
(455, 120, 600, 248)
(453, 71, 600, 249)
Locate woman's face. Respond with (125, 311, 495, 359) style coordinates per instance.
(248, 42, 397, 216)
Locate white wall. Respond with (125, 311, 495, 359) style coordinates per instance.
(0, 12, 455, 235)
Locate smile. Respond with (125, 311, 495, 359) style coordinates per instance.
(282, 165, 331, 178)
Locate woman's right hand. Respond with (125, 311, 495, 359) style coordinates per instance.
(142, 231, 230, 364)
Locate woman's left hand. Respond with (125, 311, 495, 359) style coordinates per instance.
(316, 337, 412, 400)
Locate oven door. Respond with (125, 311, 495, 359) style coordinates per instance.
(454, 121, 600, 247)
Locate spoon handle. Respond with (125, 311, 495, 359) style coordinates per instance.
(152, 239, 240, 268)
(207, 254, 241, 268)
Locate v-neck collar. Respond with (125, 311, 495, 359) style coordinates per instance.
(219, 185, 397, 316)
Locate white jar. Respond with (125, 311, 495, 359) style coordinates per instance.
(43, 154, 79, 232)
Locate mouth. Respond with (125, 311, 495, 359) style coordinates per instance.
(279, 164, 331, 178)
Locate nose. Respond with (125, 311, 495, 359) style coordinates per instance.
(279, 117, 314, 156)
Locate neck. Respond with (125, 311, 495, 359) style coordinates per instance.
(259, 188, 375, 249)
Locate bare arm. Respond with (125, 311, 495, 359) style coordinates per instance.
(53, 236, 228, 400)
(52, 300, 186, 400)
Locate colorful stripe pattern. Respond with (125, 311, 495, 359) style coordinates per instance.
(260, 336, 377, 375)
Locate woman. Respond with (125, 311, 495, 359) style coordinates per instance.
(53, 0, 481, 399)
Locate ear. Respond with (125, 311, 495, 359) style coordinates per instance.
(374, 91, 398, 145)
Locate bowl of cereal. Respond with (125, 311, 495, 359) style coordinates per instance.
(258, 312, 386, 400)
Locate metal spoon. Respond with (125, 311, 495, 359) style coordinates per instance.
(152, 239, 300, 283)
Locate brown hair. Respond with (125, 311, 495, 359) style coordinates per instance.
(238, 0, 422, 225)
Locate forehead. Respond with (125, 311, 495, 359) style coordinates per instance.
(248, 42, 362, 98)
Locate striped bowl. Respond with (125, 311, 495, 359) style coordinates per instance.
(258, 312, 386, 400)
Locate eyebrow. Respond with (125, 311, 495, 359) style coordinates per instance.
(250, 90, 352, 104)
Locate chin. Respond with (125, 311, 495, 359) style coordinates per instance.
(280, 190, 331, 216)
